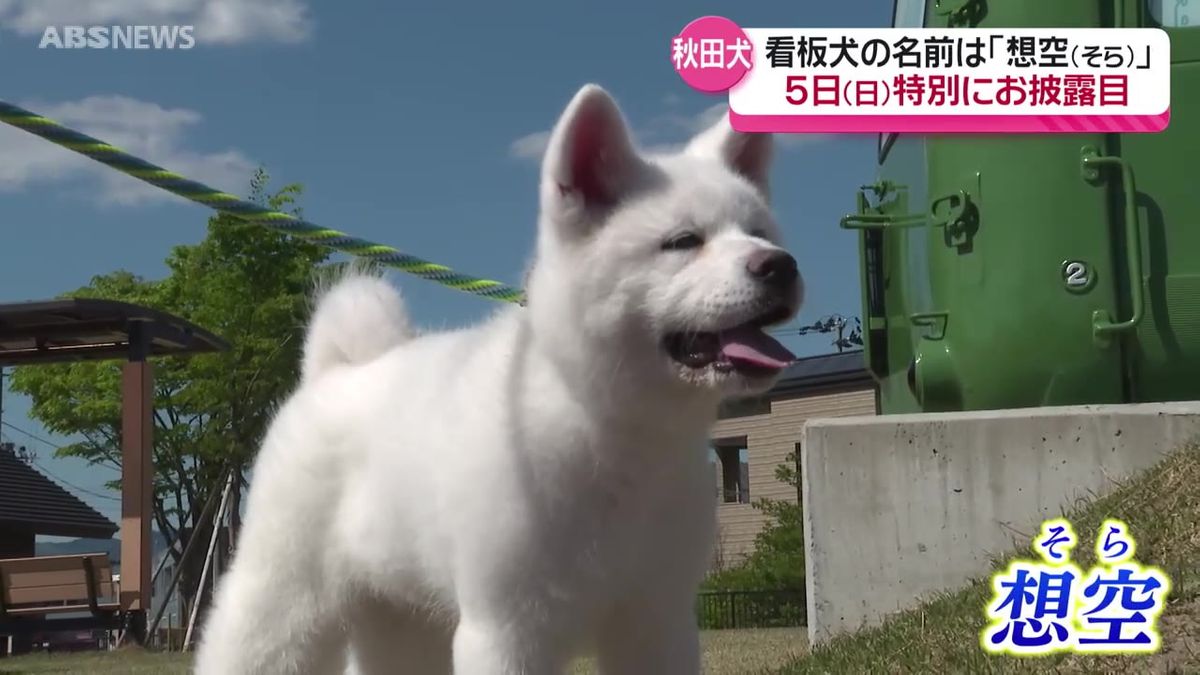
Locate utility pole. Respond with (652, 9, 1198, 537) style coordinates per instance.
(0, 369, 36, 465)
(778, 314, 864, 353)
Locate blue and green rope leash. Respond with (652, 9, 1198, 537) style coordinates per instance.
(0, 100, 526, 305)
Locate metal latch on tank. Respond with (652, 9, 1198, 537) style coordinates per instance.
(839, 181, 926, 230)
(1080, 146, 1145, 346)
(840, 181, 980, 250)
(929, 190, 979, 249)
(911, 311, 949, 340)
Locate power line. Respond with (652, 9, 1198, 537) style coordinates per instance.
(770, 314, 865, 353)
(33, 460, 122, 503)
(1, 420, 121, 503)
(1, 420, 59, 448)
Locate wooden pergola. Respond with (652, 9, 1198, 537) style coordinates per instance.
(0, 447, 119, 556)
(0, 298, 227, 643)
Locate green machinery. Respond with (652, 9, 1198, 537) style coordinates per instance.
(848, 0, 1200, 414)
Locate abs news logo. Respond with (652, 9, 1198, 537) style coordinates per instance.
(38, 25, 196, 50)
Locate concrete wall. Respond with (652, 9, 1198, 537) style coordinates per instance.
(711, 387, 876, 565)
(801, 401, 1200, 645)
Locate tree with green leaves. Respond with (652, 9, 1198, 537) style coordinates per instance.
(9, 168, 330, 618)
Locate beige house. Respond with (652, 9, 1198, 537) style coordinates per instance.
(709, 350, 877, 567)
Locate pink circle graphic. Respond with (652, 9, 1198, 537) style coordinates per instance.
(670, 16, 753, 94)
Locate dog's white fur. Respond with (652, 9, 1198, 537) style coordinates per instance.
(195, 84, 802, 675)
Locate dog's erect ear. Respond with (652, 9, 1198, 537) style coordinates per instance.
(541, 84, 643, 222)
(686, 111, 773, 197)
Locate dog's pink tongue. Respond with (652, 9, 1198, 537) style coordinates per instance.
(718, 326, 797, 370)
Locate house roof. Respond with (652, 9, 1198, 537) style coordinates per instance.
(717, 350, 874, 419)
(771, 349, 873, 397)
(0, 446, 118, 539)
(0, 298, 228, 366)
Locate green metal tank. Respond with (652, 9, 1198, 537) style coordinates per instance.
(847, 0, 1200, 414)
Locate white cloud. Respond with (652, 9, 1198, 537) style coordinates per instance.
(509, 102, 835, 162)
(0, 95, 256, 206)
(0, 0, 312, 45)
(508, 130, 552, 161)
(649, 103, 835, 149)
(679, 102, 727, 135)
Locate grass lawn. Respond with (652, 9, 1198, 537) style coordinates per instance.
(569, 627, 808, 673)
(0, 649, 191, 674)
(778, 444, 1200, 674)
(0, 628, 807, 674)
(18, 447, 1192, 675)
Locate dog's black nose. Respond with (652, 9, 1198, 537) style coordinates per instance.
(746, 250, 798, 288)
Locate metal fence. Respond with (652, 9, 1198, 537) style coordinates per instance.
(695, 589, 806, 630)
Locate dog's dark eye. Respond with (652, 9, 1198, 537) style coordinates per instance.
(748, 228, 768, 240)
(662, 232, 705, 251)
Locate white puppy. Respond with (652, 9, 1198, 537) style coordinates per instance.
(195, 84, 803, 675)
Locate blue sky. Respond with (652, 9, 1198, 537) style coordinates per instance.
(0, 1, 894, 526)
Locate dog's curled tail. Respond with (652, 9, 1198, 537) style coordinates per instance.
(301, 267, 413, 382)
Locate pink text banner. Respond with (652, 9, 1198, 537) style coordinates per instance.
(671, 19, 1172, 134)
